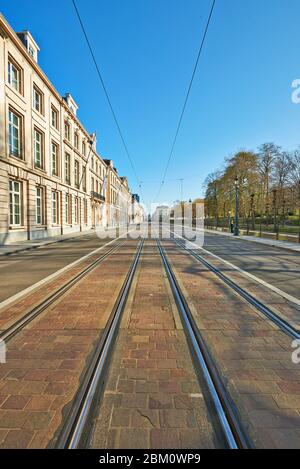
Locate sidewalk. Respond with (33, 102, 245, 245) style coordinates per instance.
(0, 229, 96, 256)
(204, 228, 300, 253)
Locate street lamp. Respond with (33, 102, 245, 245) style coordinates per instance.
(234, 176, 239, 236)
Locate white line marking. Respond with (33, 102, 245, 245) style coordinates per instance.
(0, 232, 131, 312)
(165, 227, 300, 307)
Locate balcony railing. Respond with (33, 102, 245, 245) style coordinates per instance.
(91, 191, 105, 202)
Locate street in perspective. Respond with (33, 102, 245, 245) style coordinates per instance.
(0, 0, 300, 461)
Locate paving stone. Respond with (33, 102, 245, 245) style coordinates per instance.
(131, 409, 159, 428)
(26, 395, 56, 411)
(135, 381, 159, 393)
(248, 409, 300, 429)
(1, 395, 31, 410)
(119, 429, 149, 449)
(0, 429, 34, 449)
(117, 379, 135, 393)
(150, 429, 180, 449)
(160, 409, 190, 428)
(110, 408, 131, 427)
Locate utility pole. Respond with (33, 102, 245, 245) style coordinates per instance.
(179, 178, 184, 232)
(179, 178, 184, 203)
(234, 176, 239, 236)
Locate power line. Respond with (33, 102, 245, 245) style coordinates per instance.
(154, 0, 216, 202)
(72, 0, 141, 189)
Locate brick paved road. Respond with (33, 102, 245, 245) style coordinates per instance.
(91, 240, 222, 449)
(202, 230, 300, 300)
(162, 239, 300, 449)
(0, 233, 120, 303)
(0, 240, 139, 448)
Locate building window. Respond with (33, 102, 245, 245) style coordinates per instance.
(9, 180, 22, 226)
(8, 57, 21, 93)
(33, 85, 43, 114)
(74, 197, 79, 224)
(75, 160, 80, 188)
(51, 106, 59, 129)
(91, 176, 94, 192)
(82, 168, 87, 192)
(64, 121, 70, 141)
(28, 45, 35, 59)
(74, 133, 79, 149)
(52, 191, 59, 224)
(9, 109, 22, 158)
(91, 157, 94, 171)
(34, 128, 43, 168)
(65, 153, 71, 184)
(65, 193, 71, 224)
(82, 141, 86, 156)
(84, 199, 87, 224)
(51, 142, 59, 176)
(36, 186, 44, 225)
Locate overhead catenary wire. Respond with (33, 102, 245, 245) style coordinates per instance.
(154, 0, 216, 202)
(72, 0, 141, 191)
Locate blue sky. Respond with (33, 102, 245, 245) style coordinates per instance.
(2, 0, 300, 209)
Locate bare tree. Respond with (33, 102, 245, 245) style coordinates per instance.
(288, 149, 300, 237)
(273, 151, 292, 218)
(257, 143, 281, 214)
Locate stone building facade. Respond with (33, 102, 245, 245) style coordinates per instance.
(0, 14, 136, 244)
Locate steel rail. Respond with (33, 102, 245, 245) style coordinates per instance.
(173, 237, 300, 341)
(157, 239, 251, 450)
(0, 238, 127, 343)
(55, 238, 144, 449)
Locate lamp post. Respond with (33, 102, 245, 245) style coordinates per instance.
(272, 188, 278, 235)
(234, 176, 239, 236)
(250, 193, 255, 230)
(228, 210, 232, 233)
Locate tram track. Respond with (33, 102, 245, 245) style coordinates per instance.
(0, 238, 127, 343)
(157, 239, 251, 449)
(53, 238, 144, 449)
(169, 234, 300, 341)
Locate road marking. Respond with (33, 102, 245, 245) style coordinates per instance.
(166, 228, 300, 307)
(0, 232, 132, 312)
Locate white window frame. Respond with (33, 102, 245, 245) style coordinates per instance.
(65, 153, 71, 184)
(51, 142, 59, 176)
(9, 109, 22, 158)
(51, 106, 59, 129)
(36, 186, 43, 225)
(64, 122, 70, 141)
(74, 133, 79, 149)
(33, 85, 43, 114)
(52, 191, 59, 225)
(75, 160, 80, 188)
(9, 180, 22, 226)
(65, 193, 71, 224)
(34, 128, 43, 168)
(74, 197, 79, 224)
(8, 58, 21, 93)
